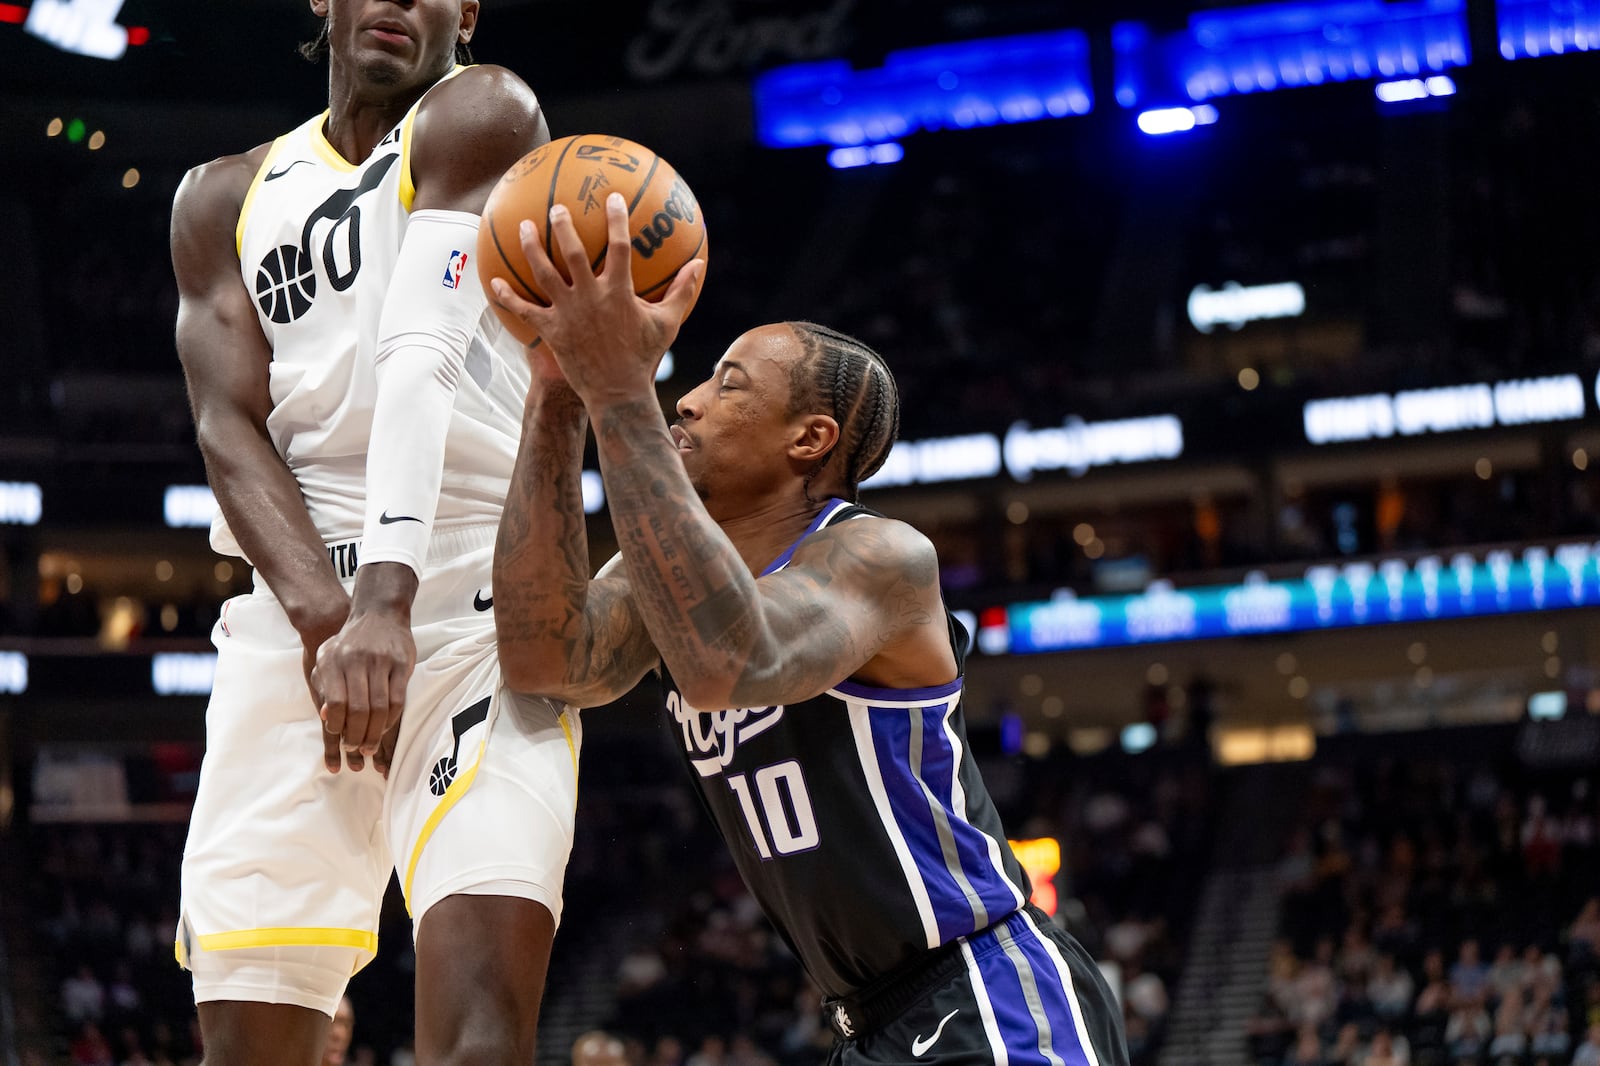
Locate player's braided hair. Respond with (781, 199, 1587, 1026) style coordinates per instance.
(786, 322, 901, 502)
(298, 22, 474, 65)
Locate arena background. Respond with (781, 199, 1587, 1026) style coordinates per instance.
(3, 1, 1599, 1064)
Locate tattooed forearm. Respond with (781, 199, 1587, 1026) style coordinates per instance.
(494, 386, 654, 702)
(593, 401, 767, 697)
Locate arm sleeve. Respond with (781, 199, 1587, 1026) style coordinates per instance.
(359, 208, 488, 576)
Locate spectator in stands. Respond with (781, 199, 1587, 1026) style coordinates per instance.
(1364, 1026, 1409, 1066)
(1369, 954, 1415, 1023)
(69, 1021, 113, 1066)
(1285, 1025, 1326, 1066)
(1571, 899, 1600, 964)
(1487, 986, 1528, 1061)
(1326, 1023, 1362, 1066)
(323, 996, 354, 1066)
(1444, 990, 1491, 1060)
(650, 1036, 686, 1066)
(1525, 981, 1570, 1060)
(1249, 993, 1295, 1065)
(61, 964, 105, 1024)
(726, 1035, 775, 1066)
(571, 1030, 627, 1066)
(1451, 940, 1490, 1003)
(1573, 1023, 1600, 1066)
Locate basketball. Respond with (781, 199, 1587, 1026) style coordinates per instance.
(478, 133, 708, 345)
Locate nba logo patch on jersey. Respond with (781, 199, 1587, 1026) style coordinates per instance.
(442, 249, 468, 289)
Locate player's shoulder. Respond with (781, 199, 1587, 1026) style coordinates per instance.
(415, 63, 543, 135)
(173, 142, 274, 227)
(791, 512, 939, 586)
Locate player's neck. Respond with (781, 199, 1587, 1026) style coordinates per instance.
(715, 494, 838, 576)
(322, 62, 437, 165)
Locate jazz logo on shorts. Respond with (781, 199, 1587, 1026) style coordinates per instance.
(442, 249, 469, 289)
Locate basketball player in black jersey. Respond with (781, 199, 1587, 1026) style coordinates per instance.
(171, 2, 563, 1064)
(489, 198, 1129, 1064)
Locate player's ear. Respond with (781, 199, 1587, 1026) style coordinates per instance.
(458, 0, 480, 43)
(308, 0, 328, 18)
(788, 414, 840, 466)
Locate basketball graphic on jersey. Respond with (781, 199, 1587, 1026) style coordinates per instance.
(427, 694, 492, 797)
(254, 243, 317, 322)
(427, 754, 457, 797)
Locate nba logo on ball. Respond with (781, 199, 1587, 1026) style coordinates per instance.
(442, 249, 468, 289)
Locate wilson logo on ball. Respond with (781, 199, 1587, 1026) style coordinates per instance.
(631, 178, 700, 260)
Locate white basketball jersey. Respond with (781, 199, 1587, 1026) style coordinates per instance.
(219, 66, 530, 558)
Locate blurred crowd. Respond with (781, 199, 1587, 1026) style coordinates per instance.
(1248, 754, 1600, 1066)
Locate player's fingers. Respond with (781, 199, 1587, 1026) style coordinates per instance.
(515, 219, 567, 300)
(317, 658, 349, 737)
(547, 205, 594, 288)
(322, 722, 343, 774)
(374, 726, 400, 779)
(340, 670, 372, 759)
(602, 192, 635, 291)
(657, 259, 706, 326)
(360, 663, 390, 755)
(346, 748, 366, 773)
(488, 279, 550, 337)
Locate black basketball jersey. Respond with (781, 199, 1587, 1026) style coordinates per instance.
(660, 499, 1031, 999)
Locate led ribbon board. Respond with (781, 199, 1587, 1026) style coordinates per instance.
(755, 29, 1093, 148)
(1497, 0, 1600, 59)
(1113, 0, 1469, 108)
(1004, 544, 1600, 654)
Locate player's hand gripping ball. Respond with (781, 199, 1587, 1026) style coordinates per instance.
(478, 134, 708, 346)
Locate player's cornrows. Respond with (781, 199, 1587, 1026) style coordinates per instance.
(786, 322, 901, 502)
(298, 23, 474, 65)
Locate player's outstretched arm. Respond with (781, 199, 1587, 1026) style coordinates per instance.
(319, 66, 550, 759)
(494, 353, 660, 707)
(171, 154, 350, 768)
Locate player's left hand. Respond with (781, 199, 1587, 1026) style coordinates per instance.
(313, 607, 416, 770)
(489, 192, 704, 408)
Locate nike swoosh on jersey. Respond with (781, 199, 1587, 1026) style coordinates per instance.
(912, 1009, 960, 1057)
(378, 511, 424, 525)
(473, 591, 493, 612)
(263, 159, 314, 182)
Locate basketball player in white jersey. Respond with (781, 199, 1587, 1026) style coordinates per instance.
(169, 2, 579, 1063)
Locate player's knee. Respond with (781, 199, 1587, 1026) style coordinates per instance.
(424, 1016, 537, 1066)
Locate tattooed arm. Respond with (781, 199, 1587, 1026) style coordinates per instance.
(493, 369, 659, 707)
(590, 406, 951, 710)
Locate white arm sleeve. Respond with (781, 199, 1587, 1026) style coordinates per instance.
(360, 208, 487, 576)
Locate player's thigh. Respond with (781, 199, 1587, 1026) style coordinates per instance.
(181, 593, 390, 1015)
(196, 1001, 328, 1066)
(386, 634, 581, 926)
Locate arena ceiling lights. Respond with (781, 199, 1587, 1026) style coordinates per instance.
(754, 29, 1094, 150)
(1497, 0, 1600, 59)
(1115, 0, 1469, 131)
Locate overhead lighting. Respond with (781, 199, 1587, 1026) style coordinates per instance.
(1375, 75, 1456, 103)
(827, 142, 904, 169)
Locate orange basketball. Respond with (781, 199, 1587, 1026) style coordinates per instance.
(478, 134, 708, 346)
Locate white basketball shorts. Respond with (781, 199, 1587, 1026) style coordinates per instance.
(178, 525, 581, 1015)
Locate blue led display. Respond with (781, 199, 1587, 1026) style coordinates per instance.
(1001, 544, 1599, 654)
(754, 30, 1093, 149)
(1498, 0, 1600, 59)
(1113, 0, 1469, 108)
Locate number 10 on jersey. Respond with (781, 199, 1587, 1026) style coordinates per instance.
(726, 760, 821, 859)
